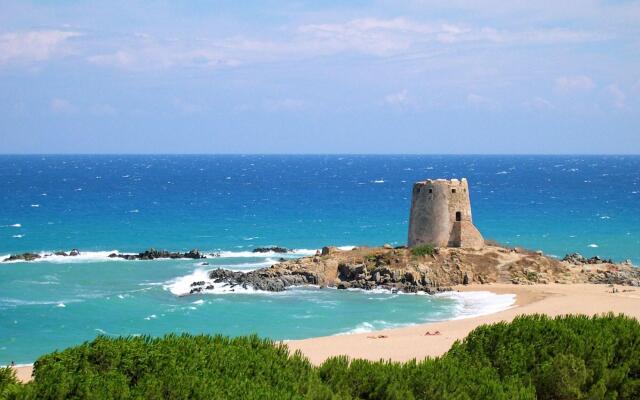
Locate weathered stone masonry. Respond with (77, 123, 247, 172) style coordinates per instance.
(408, 178, 484, 249)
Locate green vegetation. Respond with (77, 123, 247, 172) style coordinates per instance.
(4, 314, 640, 399)
(0, 368, 20, 400)
(410, 244, 436, 257)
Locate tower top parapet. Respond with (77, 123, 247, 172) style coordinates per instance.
(414, 178, 468, 186)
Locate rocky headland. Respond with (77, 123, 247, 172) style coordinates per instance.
(188, 244, 639, 295)
(4, 244, 638, 295)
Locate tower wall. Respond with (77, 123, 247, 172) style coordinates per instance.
(407, 178, 484, 249)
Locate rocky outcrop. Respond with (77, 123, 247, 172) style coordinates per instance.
(252, 247, 290, 254)
(3, 249, 84, 262)
(108, 248, 206, 260)
(3, 252, 42, 262)
(562, 253, 613, 265)
(188, 266, 320, 294)
(184, 245, 639, 295)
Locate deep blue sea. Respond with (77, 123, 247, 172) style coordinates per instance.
(1, 155, 639, 364)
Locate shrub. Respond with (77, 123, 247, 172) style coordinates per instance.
(7, 314, 640, 399)
(410, 244, 436, 257)
(0, 367, 22, 400)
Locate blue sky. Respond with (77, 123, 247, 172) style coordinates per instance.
(0, 0, 638, 154)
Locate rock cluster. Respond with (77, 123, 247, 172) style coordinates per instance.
(586, 269, 640, 286)
(188, 267, 319, 294)
(563, 253, 613, 265)
(3, 249, 82, 262)
(3, 252, 42, 262)
(108, 248, 207, 260)
(252, 247, 289, 254)
(335, 262, 447, 293)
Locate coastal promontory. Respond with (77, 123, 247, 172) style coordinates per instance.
(187, 244, 639, 294)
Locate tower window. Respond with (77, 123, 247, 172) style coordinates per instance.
(456, 211, 462, 221)
(451, 188, 456, 193)
(428, 188, 432, 193)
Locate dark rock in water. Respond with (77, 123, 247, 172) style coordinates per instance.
(137, 248, 176, 260)
(3, 252, 41, 262)
(252, 247, 289, 254)
(54, 251, 68, 257)
(190, 281, 205, 287)
(69, 249, 80, 256)
(105, 248, 205, 261)
(183, 249, 205, 259)
(193, 267, 316, 292)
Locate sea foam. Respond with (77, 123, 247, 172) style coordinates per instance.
(163, 268, 264, 296)
(336, 290, 516, 336)
(435, 291, 516, 320)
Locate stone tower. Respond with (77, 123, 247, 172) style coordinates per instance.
(408, 178, 484, 249)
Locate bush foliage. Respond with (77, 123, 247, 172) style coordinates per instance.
(410, 244, 436, 257)
(4, 314, 640, 399)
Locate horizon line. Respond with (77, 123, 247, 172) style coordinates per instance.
(0, 153, 639, 157)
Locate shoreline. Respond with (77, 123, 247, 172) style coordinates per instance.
(10, 283, 640, 383)
(286, 283, 640, 365)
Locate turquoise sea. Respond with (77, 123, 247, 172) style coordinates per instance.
(1, 155, 639, 364)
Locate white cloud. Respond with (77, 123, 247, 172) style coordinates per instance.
(81, 17, 608, 71)
(88, 50, 133, 69)
(606, 84, 626, 109)
(297, 19, 604, 56)
(50, 98, 76, 114)
(525, 96, 554, 111)
(384, 89, 410, 106)
(88, 39, 242, 71)
(298, 18, 430, 56)
(554, 75, 595, 93)
(0, 30, 80, 65)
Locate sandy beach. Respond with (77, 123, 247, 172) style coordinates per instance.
(11, 283, 640, 383)
(287, 283, 640, 364)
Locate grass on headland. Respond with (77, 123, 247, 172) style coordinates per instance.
(2, 314, 640, 399)
(410, 244, 436, 257)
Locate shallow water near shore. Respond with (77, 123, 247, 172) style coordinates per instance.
(1, 155, 638, 364)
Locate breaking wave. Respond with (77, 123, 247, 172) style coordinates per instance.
(435, 291, 516, 320)
(163, 268, 265, 296)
